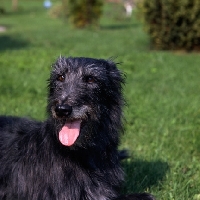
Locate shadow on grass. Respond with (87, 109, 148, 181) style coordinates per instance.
(121, 159, 169, 194)
(0, 35, 28, 51)
(100, 23, 140, 30)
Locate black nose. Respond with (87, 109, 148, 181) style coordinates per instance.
(55, 104, 72, 117)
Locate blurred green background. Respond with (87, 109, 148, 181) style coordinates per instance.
(0, 1, 200, 199)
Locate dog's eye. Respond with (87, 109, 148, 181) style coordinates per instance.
(85, 76, 96, 84)
(57, 75, 65, 82)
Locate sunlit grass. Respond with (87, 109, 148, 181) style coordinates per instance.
(0, 1, 200, 199)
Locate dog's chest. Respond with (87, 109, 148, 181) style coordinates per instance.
(9, 156, 115, 200)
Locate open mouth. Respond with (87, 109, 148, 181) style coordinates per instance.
(58, 119, 82, 146)
(53, 103, 90, 146)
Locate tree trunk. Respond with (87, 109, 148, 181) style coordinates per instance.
(12, 0, 18, 11)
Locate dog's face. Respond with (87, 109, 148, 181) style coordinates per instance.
(48, 56, 124, 147)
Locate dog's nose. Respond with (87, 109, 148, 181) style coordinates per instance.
(55, 104, 72, 117)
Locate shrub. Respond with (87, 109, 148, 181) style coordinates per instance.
(138, 0, 200, 50)
(48, 3, 63, 19)
(64, 0, 104, 28)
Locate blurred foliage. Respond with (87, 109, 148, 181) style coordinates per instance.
(0, 6, 6, 14)
(48, 2, 63, 19)
(0, 1, 6, 15)
(63, 0, 104, 28)
(138, 0, 200, 50)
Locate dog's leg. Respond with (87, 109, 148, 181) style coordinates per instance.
(115, 193, 156, 200)
(0, 188, 6, 200)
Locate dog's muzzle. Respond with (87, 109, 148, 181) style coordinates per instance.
(55, 104, 72, 117)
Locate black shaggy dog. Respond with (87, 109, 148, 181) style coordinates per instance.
(0, 57, 155, 200)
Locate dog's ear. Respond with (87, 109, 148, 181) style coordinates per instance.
(105, 59, 125, 85)
(51, 56, 68, 71)
(106, 59, 119, 70)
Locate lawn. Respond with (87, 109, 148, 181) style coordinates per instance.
(0, 1, 200, 199)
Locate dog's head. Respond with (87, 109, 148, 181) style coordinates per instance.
(47, 56, 124, 148)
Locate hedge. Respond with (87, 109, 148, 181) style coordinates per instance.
(138, 0, 200, 50)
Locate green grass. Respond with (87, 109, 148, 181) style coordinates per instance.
(1, 1, 200, 199)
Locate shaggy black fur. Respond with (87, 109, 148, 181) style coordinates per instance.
(0, 57, 155, 200)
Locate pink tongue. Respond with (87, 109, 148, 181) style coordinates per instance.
(59, 120, 81, 146)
